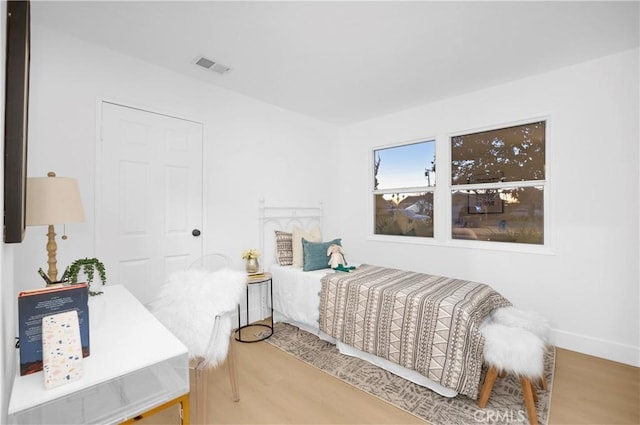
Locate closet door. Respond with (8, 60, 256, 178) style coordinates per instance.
(97, 102, 203, 305)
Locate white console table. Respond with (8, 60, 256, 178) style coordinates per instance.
(8, 285, 190, 424)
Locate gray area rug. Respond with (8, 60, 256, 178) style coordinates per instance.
(263, 322, 554, 425)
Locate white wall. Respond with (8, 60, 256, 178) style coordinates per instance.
(9, 21, 336, 377)
(0, 243, 14, 425)
(13, 23, 335, 288)
(335, 48, 640, 366)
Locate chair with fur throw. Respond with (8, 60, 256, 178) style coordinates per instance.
(149, 254, 246, 424)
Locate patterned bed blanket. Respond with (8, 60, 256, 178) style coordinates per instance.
(319, 264, 511, 398)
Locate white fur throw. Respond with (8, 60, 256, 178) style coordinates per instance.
(149, 268, 246, 367)
(491, 306, 550, 343)
(481, 322, 545, 378)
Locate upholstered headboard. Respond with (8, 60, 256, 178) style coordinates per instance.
(259, 198, 323, 270)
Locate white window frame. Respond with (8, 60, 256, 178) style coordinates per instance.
(369, 117, 554, 255)
(445, 117, 553, 254)
(370, 138, 437, 243)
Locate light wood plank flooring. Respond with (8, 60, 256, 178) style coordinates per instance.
(143, 337, 639, 424)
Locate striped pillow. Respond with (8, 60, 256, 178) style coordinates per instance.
(274, 230, 293, 266)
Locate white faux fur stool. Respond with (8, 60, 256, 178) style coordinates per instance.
(478, 322, 545, 425)
(491, 306, 550, 390)
(491, 306, 550, 343)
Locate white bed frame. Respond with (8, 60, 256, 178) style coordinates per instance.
(258, 198, 323, 271)
(258, 199, 458, 398)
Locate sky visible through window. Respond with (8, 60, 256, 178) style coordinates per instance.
(375, 140, 435, 190)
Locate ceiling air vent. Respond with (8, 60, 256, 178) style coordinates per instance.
(193, 56, 231, 75)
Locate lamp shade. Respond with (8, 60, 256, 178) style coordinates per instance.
(26, 173, 85, 226)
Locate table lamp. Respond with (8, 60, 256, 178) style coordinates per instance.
(26, 171, 85, 282)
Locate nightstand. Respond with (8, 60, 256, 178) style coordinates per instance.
(235, 272, 273, 343)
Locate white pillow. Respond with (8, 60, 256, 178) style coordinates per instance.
(292, 225, 321, 268)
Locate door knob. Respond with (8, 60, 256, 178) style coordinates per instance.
(192, 229, 201, 237)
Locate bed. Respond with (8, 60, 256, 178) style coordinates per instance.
(259, 200, 511, 399)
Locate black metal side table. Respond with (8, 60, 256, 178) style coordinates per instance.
(235, 272, 273, 343)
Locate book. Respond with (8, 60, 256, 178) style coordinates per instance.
(42, 310, 84, 388)
(18, 283, 90, 376)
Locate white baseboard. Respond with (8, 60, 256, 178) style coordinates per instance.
(551, 328, 639, 367)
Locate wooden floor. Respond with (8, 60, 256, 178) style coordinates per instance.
(143, 337, 639, 424)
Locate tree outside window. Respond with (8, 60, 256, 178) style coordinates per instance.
(451, 121, 546, 244)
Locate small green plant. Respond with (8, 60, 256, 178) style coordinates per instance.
(68, 257, 107, 296)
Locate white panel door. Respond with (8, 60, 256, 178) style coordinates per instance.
(97, 102, 203, 305)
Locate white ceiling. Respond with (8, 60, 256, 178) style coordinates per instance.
(31, 1, 639, 125)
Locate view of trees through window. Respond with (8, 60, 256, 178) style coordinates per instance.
(451, 121, 546, 244)
(373, 141, 435, 237)
(372, 121, 546, 245)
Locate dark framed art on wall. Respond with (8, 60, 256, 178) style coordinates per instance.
(4, 0, 31, 243)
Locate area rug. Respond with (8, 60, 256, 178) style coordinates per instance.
(263, 322, 554, 425)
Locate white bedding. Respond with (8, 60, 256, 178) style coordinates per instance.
(270, 264, 458, 398)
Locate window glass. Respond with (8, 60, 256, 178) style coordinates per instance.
(373, 140, 435, 238)
(375, 141, 435, 190)
(375, 192, 433, 237)
(452, 186, 544, 244)
(451, 121, 545, 184)
(451, 121, 546, 245)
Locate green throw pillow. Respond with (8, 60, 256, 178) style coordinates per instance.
(302, 238, 342, 271)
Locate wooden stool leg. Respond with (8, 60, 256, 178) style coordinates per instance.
(227, 335, 240, 402)
(530, 380, 538, 402)
(478, 366, 499, 408)
(538, 376, 548, 391)
(520, 377, 539, 425)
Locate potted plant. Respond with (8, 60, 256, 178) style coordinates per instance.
(68, 257, 107, 296)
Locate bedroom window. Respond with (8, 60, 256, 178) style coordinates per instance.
(451, 121, 545, 245)
(373, 140, 435, 238)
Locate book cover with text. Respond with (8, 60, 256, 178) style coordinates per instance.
(18, 284, 90, 376)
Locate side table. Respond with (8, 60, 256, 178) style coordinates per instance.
(235, 272, 273, 343)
